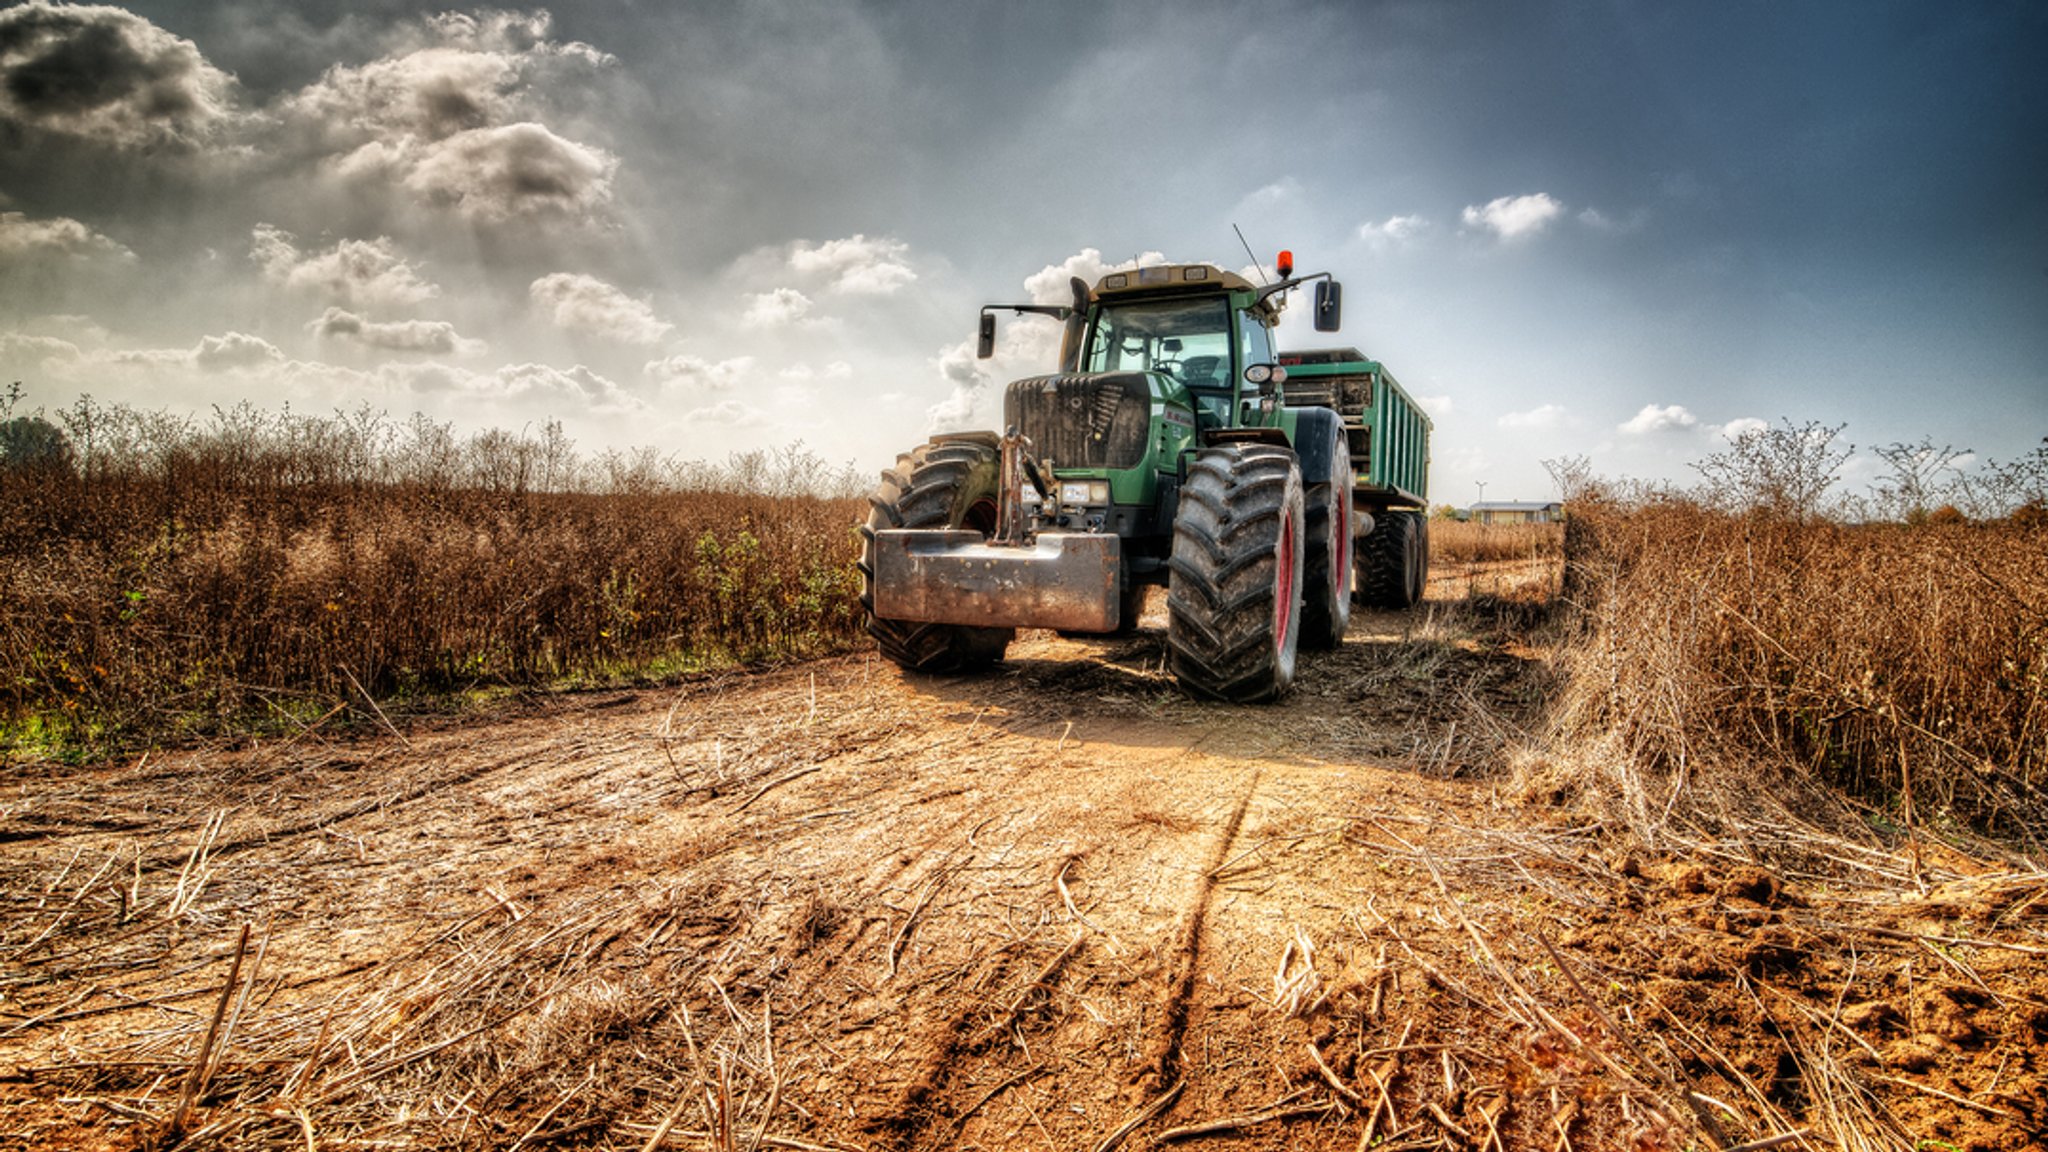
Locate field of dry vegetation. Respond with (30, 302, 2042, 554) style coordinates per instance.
(1, 401, 2044, 1152)
(1, 398, 867, 754)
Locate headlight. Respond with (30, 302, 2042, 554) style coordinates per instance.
(1058, 480, 1110, 505)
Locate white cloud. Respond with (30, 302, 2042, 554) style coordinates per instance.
(1461, 193, 1565, 240)
(1498, 404, 1569, 429)
(1023, 247, 1168, 304)
(0, 212, 136, 263)
(308, 307, 484, 355)
(0, 2, 240, 149)
(0, 333, 85, 369)
(1618, 403, 1699, 435)
(529, 273, 671, 345)
(684, 399, 768, 427)
(1714, 416, 1770, 443)
(1414, 394, 1454, 418)
(1357, 214, 1428, 247)
(644, 353, 754, 391)
(287, 47, 525, 143)
(192, 332, 286, 372)
(404, 122, 616, 221)
(780, 360, 852, 380)
(742, 287, 815, 329)
(788, 234, 916, 295)
(251, 225, 440, 310)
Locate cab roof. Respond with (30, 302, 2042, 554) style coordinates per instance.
(1092, 263, 1284, 321)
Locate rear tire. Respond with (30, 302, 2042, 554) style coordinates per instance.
(1354, 510, 1421, 610)
(859, 440, 1014, 672)
(1300, 431, 1353, 649)
(1166, 444, 1305, 702)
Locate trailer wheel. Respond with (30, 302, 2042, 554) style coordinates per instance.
(1300, 431, 1353, 649)
(859, 440, 1014, 672)
(1409, 515, 1431, 605)
(1166, 444, 1305, 702)
(1354, 510, 1420, 610)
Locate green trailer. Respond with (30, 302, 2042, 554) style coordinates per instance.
(1278, 348, 1433, 608)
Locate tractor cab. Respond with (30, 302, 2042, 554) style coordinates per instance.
(1082, 265, 1284, 431)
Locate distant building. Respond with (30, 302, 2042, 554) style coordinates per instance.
(1470, 500, 1563, 524)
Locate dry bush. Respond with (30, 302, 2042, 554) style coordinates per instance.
(1428, 519, 1563, 564)
(0, 398, 867, 749)
(1543, 494, 2047, 852)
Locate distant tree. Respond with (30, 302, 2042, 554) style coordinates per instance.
(1872, 436, 1970, 522)
(0, 383, 75, 475)
(1691, 419, 1851, 520)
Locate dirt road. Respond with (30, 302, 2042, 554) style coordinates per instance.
(2, 584, 2041, 1151)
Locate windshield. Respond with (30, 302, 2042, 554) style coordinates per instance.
(1084, 298, 1232, 391)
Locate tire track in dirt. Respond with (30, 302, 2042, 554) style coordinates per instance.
(1135, 768, 1261, 1099)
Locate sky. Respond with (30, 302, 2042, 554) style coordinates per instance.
(2, 0, 2044, 504)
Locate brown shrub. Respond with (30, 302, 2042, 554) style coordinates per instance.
(0, 401, 867, 746)
(1428, 519, 1564, 564)
(1547, 497, 2047, 850)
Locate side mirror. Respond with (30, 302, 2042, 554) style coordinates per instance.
(977, 312, 996, 359)
(1313, 280, 1342, 332)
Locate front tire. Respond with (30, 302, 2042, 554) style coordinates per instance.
(858, 439, 1015, 672)
(1166, 444, 1306, 703)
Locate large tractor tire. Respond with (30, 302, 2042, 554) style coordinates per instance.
(1354, 510, 1423, 610)
(1166, 443, 1306, 703)
(858, 439, 1014, 672)
(1300, 431, 1354, 649)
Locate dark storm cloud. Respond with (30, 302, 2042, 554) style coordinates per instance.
(0, 1, 237, 148)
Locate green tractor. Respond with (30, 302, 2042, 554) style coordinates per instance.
(860, 254, 1432, 702)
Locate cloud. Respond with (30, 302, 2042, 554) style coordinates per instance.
(0, 2, 239, 149)
(741, 287, 815, 329)
(780, 360, 852, 380)
(192, 332, 286, 372)
(1714, 416, 1770, 443)
(1357, 214, 1428, 247)
(1618, 403, 1699, 435)
(402, 122, 616, 221)
(1022, 247, 1168, 304)
(0, 333, 85, 369)
(287, 46, 525, 144)
(488, 362, 636, 408)
(788, 234, 915, 295)
(308, 307, 483, 355)
(643, 353, 754, 390)
(1498, 404, 1569, 429)
(1461, 193, 1564, 240)
(529, 273, 670, 344)
(1414, 394, 1454, 418)
(0, 211, 135, 262)
(684, 399, 767, 427)
(251, 225, 439, 309)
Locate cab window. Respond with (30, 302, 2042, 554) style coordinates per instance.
(1085, 298, 1231, 388)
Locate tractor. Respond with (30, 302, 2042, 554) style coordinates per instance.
(860, 253, 1432, 702)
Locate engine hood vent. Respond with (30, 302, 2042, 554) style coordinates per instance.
(1004, 372, 1152, 470)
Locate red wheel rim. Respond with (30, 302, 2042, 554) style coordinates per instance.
(1276, 509, 1297, 651)
(1335, 487, 1351, 593)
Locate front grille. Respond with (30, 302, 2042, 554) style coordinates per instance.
(1004, 372, 1152, 470)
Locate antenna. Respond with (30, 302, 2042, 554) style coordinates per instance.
(1232, 223, 1267, 285)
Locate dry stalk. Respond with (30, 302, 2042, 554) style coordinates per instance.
(164, 921, 252, 1143)
(1091, 1077, 1184, 1152)
(1157, 1101, 1337, 1141)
